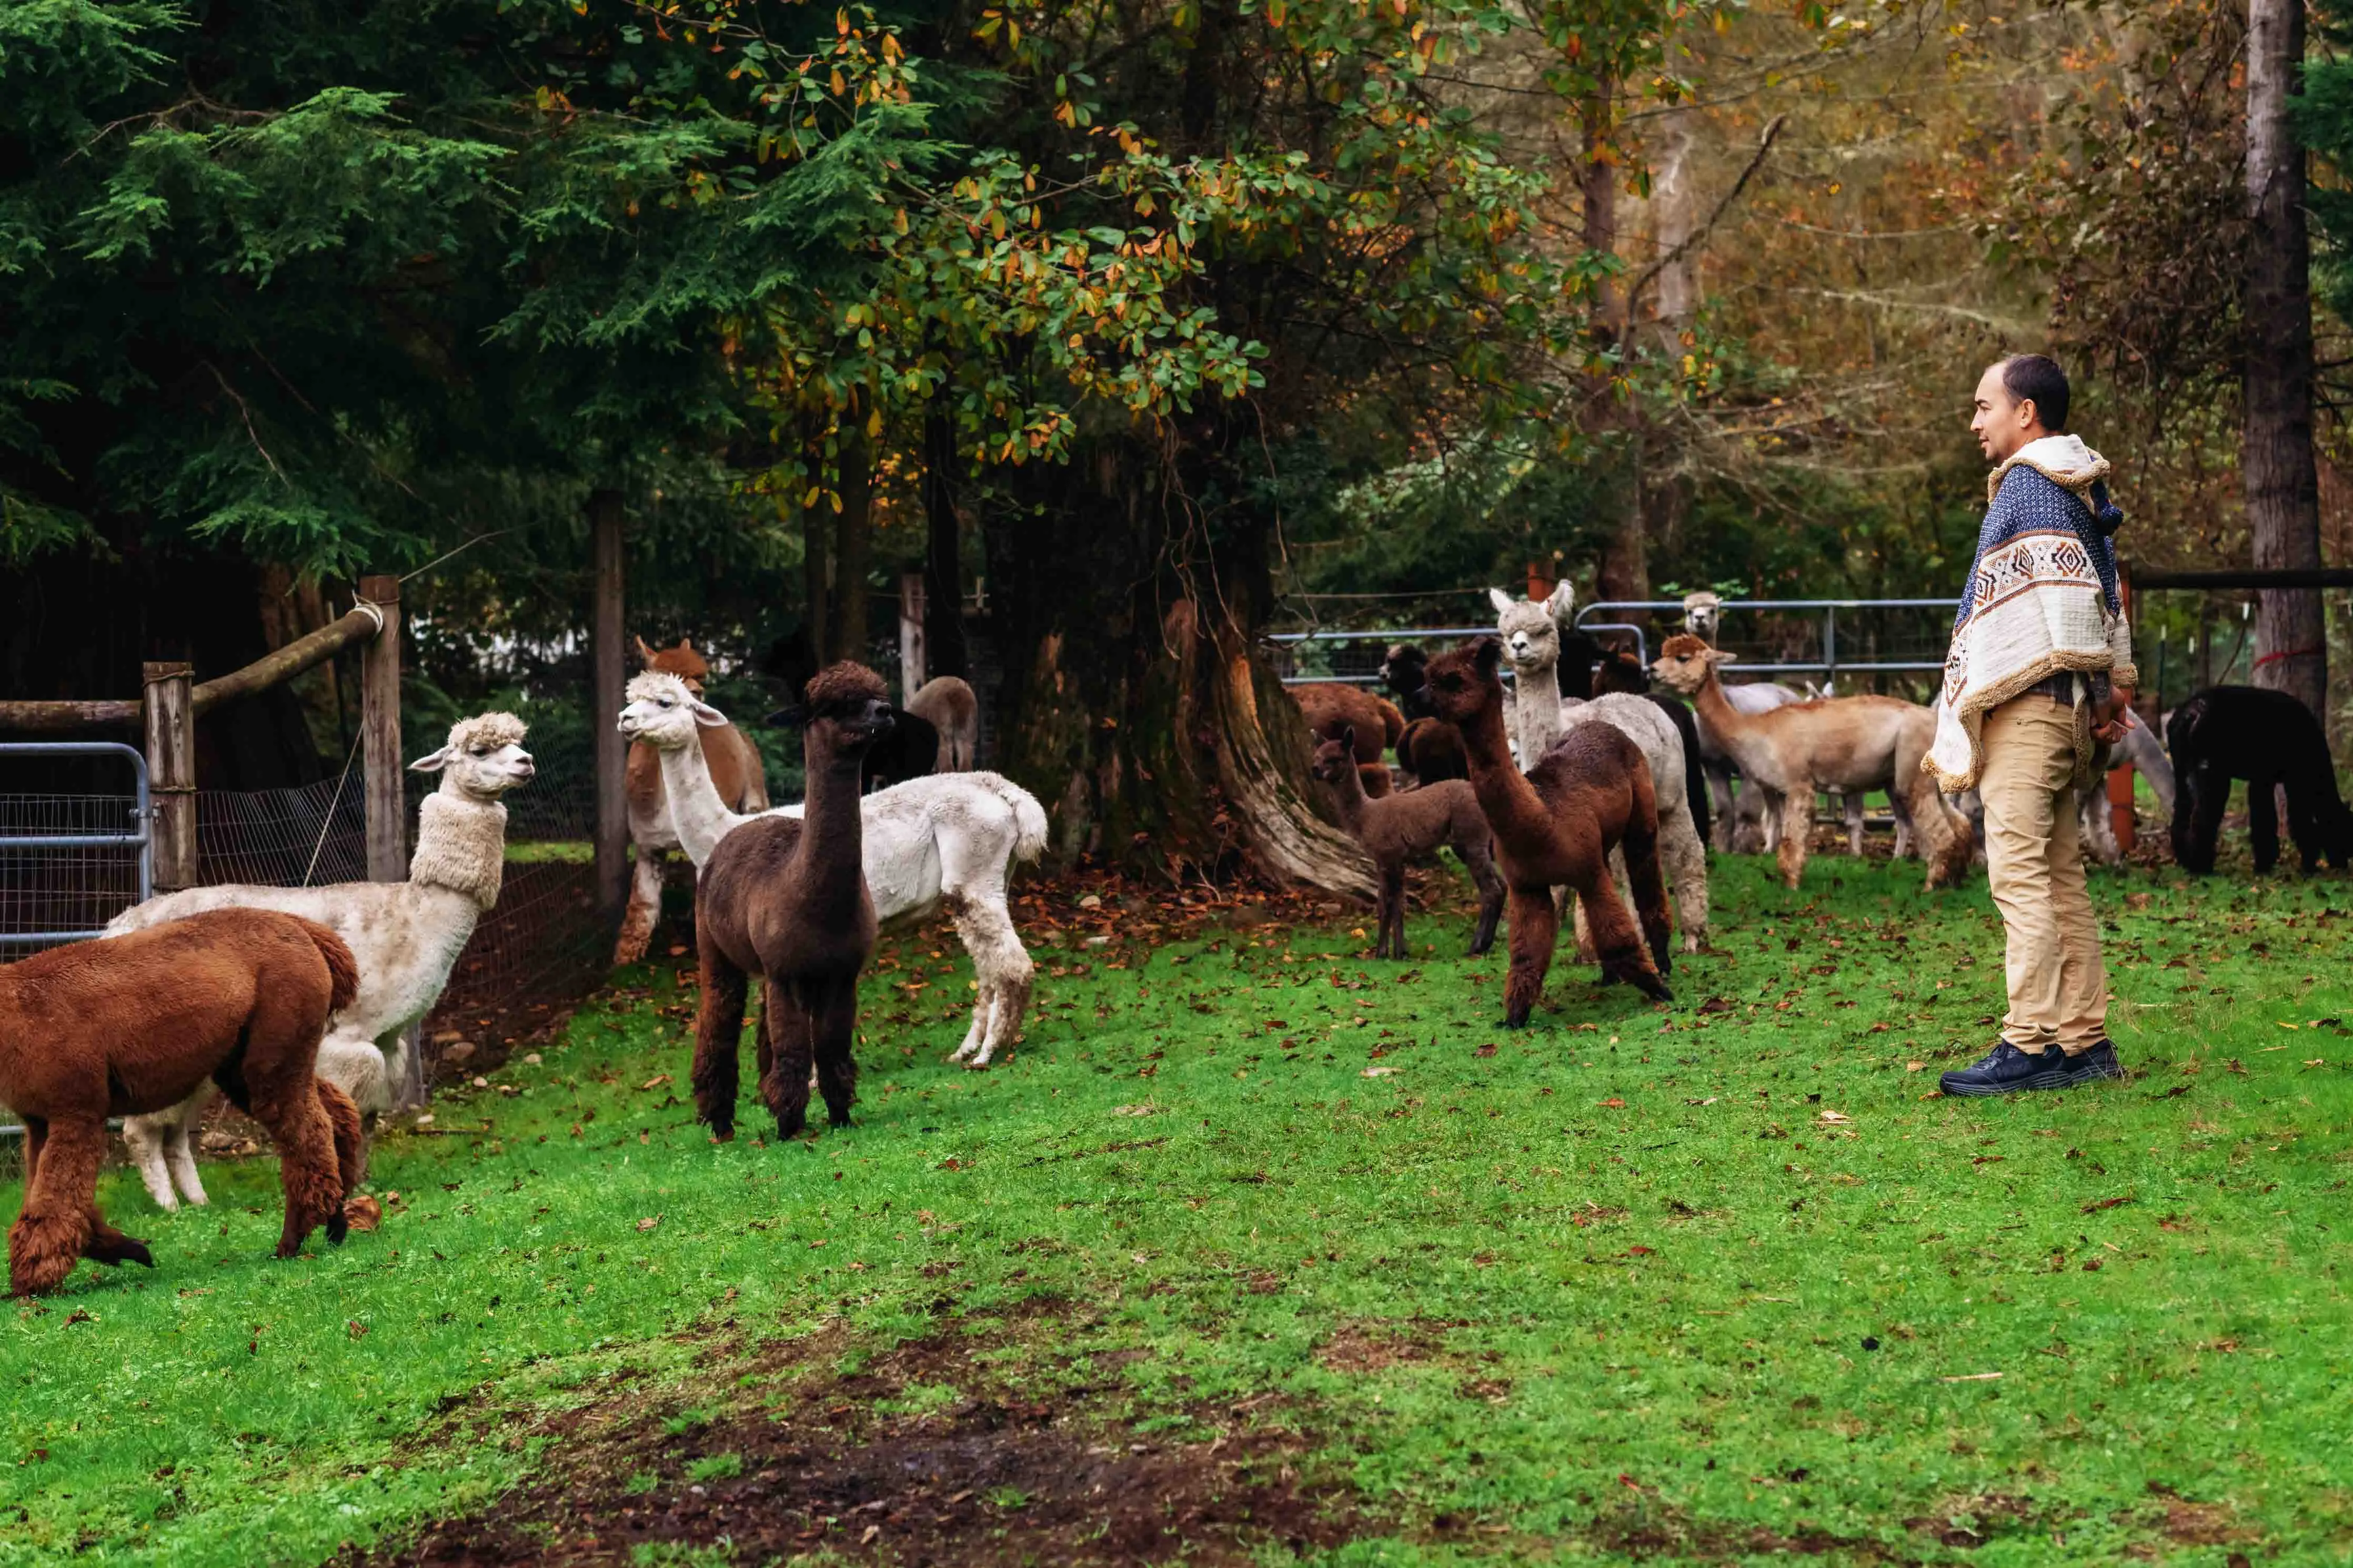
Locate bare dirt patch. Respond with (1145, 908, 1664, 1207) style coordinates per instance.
(364, 1320, 1365, 1567)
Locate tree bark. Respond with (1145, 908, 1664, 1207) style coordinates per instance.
(589, 490, 628, 918)
(1581, 86, 1648, 604)
(2246, 0, 2327, 718)
(921, 397, 968, 681)
(830, 397, 874, 664)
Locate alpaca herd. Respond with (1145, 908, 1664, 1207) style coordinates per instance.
(6, 590, 2348, 1294)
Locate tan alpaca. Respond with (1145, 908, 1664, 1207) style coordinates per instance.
(1651, 634, 1972, 891)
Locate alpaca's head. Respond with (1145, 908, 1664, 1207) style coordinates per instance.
(1309, 730, 1358, 785)
(778, 662, 895, 755)
(619, 671, 731, 752)
(410, 712, 535, 800)
(1488, 582, 1573, 673)
(1421, 638, 1507, 730)
(1681, 591, 1723, 643)
(636, 635, 711, 694)
(1380, 643, 1427, 694)
(1593, 646, 1650, 696)
(1651, 633, 1732, 697)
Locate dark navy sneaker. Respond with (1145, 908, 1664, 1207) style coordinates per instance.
(2056, 1040, 2126, 1084)
(1939, 1042, 2073, 1097)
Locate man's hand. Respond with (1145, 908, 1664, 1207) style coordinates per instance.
(2091, 684, 2137, 745)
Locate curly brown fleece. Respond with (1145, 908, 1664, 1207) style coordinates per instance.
(1, 910, 364, 1295)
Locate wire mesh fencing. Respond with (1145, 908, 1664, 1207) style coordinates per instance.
(0, 791, 148, 949)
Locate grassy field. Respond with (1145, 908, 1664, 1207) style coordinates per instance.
(4, 853, 2349, 1565)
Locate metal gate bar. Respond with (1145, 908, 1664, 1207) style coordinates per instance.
(0, 741, 153, 947)
(1575, 598, 1961, 684)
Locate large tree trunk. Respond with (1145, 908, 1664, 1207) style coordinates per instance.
(987, 435, 1372, 896)
(2246, 0, 2327, 719)
(1580, 88, 1648, 604)
(830, 396, 874, 664)
(921, 397, 968, 681)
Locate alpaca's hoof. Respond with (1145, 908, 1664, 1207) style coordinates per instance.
(826, 1107, 853, 1130)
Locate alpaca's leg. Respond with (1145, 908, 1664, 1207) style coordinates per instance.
(235, 989, 355, 1257)
(1890, 792, 1915, 859)
(613, 847, 667, 966)
(1705, 766, 1739, 852)
(691, 947, 750, 1139)
(1459, 836, 1504, 956)
(1501, 887, 1559, 1028)
(1659, 807, 1708, 953)
(9, 1117, 103, 1296)
(2249, 774, 2281, 874)
(1380, 863, 1407, 959)
(2286, 769, 2325, 872)
(1901, 772, 1969, 890)
(123, 1103, 186, 1213)
(1574, 854, 1670, 1001)
(946, 891, 1032, 1066)
(759, 978, 819, 1138)
(2176, 764, 2225, 874)
(810, 976, 860, 1130)
(1618, 804, 1676, 981)
(1844, 793, 1866, 856)
(316, 1080, 365, 1202)
(1775, 790, 1813, 889)
(164, 1101, 210, 1209)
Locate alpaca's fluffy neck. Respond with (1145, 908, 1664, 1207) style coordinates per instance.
(796, 742, 870, 902)
(1323, 766, 1370, 836)
(1687, 665, 1785, 786)
(410, 789, 510, 910)
(1455, 691, 1550, 853)
(655, 729, 751, 868)
(1510, 652, 1564, 765)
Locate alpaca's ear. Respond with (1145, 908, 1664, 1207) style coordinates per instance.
(1338, 724, 1356, 752)
(1705, 648, 1738, 667)
(408, 743, 455, 773)
(634, 635, 658, 665)
(690, 697, 731, 729)
(1472, 636, 1504, 675)
(763, 705, 806, 729)
(679, 638, 696, 656)
(1546, 580, 1576, 618)
(1487, 587, 1515, 615)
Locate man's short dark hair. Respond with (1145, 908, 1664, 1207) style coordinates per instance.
(1998, 354, 2069, 432)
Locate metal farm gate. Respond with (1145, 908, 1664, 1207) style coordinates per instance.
(0, 742, 154, 951)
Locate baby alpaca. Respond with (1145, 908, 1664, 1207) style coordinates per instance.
(2, 911, 363, 1295)
(2169, 685, 2353, 874)
(1312, 730, 1503, 958)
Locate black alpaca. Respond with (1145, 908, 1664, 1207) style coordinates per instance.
(1588, 645, 1715, 853)
(2169, 685, 2353, 874)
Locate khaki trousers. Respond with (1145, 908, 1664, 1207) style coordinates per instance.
(1979, 695, 2108, 1052)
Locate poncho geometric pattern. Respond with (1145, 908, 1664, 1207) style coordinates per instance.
(1925, 436, 2138, 793)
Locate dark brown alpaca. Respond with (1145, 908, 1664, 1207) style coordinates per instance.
(692, 662, 895, 1139)
(1313, 732, 1503, 959)
(1291, 682, 1405, 765)
(1, 910, 365, 1295)
(1421, 638, 1674, 1023)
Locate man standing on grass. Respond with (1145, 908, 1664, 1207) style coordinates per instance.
(1926, 355, 2139, 1096)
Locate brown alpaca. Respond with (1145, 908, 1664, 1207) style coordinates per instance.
(618, 636, 771, 964)
(1291, 682, 1405, 765)
(1650, 633, 1971, 892)
(905, 675, 980, 771)
(1358, 760, 1394, 799)
(1396, 716, 1469, 784)
(1422, 638, 1674, 1023)
(1312, 732, 1503, 959)
(692, 662, 894, 1139)
(1, 910, 365, 1295)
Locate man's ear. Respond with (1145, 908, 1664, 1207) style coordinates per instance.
(1487, 587, 1515, 615)
(408, 744, 454, 773)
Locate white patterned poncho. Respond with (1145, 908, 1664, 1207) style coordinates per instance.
(1925, 434, 2138, 792)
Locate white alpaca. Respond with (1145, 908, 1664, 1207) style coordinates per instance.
(109, 714, 535, 1210)
(1490, 585, 1710, 952)
(618, 673, 1046, 1066)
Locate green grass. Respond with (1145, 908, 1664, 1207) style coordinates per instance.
(5, 855, 2351, 1564)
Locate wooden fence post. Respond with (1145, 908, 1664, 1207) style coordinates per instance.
(142, 662, 196, 893)
(590, 491, 628, 919)
(358, 575, 405, 884)
(357, 574, 424, 1108)
(899, 571, 927, 699)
